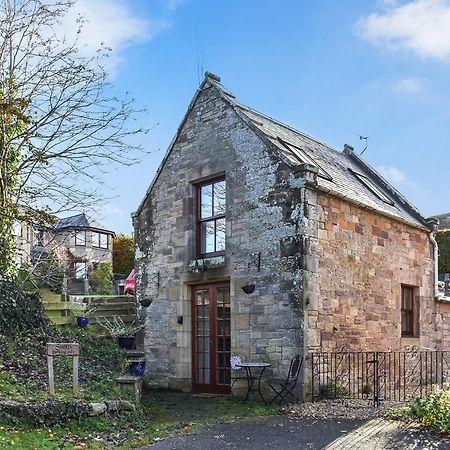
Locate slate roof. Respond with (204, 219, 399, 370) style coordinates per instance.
(206, 75, 429, 230)
(135, 73, 431, 231)
(55, 213, 114, 235)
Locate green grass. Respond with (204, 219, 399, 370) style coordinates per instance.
(0, 390, 279, 449)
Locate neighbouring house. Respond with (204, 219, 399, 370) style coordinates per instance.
(433, 212, 450, 230)
(52, 213, 115, 288)
(14, 213, 115, 294)
(133, 72, 449, 397)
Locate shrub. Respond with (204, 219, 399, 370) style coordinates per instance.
(0, 281, 50, 334)
(319, 380, 349, 399)
(34, 251, 64, 293)
(88, 262, 113, 294)
(408, 390, 450, 433)
(436, 230, 450, 276)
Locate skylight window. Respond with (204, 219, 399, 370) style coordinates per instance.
(277, 138, 333, 181)
(349, 169, 395, 206)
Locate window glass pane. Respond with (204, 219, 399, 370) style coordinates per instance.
(92, 232, 99, 246)
(75, 231, 85, 245)
(214, 181, 226, 215)
(215, 218, 226, 252)
(100, 233, 108, 248)
(201, 221, 215, 253)
(201, 184, 213, 219)
(13, 222, 21, 237)
(75, 262, 86, 279)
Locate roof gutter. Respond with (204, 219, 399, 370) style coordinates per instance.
(426, 217, 441, 300)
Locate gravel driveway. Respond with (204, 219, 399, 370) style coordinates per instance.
(137, 415, 450, 450)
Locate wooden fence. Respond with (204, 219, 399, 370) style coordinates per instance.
(43, 294, 136, 326)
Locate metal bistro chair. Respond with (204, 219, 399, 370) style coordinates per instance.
(266, 355, 303, 406)
(230, 355, 253, 391)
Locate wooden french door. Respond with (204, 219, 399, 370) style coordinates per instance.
(192, 283, 231, 394)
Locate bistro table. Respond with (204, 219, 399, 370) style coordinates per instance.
(236, 362, 271, 403)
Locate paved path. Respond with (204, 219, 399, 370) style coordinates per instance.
(138, 416, 450, 450)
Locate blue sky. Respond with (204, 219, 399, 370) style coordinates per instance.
(66, 0, 450, 233)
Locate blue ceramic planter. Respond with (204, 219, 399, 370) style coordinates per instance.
(129, 360, 146, 377)
(117, 336, 135, 350)
(77, 316, 89, 328)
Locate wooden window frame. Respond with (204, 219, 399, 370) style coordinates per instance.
(401, 285, 417, 337)
(196, 177, 226, 258)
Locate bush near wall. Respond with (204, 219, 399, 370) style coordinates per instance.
(0, 281, 51, 334)
(436, 230, 450, 275)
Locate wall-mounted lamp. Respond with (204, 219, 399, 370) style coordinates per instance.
(177, 315, 183, 325)
(248, 252, 261, 272)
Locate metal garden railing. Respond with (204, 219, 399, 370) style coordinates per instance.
(310, 349, 450, 406)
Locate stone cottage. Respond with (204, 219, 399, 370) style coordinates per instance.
(133, 72, 448, 396)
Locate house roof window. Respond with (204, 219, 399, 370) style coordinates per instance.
(349, 168, 395, 206)
(277, 138, 333, 181)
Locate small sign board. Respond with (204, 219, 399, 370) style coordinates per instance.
(47, 343, 79, 356)
(47, 342, 79, 396)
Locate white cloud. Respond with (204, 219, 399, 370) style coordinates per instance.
(165, 0, 186, 12)
(57, 0, 169, 71)
(393, 77, 426, 92)
(376, 165, 407, 184)
(357, 0, 450, 61)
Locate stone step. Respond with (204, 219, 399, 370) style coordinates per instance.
(124, 349, 145, 359)
(116, 375, 143, 405)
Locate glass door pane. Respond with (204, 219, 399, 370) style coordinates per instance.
(195, 289, 210, 385)
(216, 286, 231, 386)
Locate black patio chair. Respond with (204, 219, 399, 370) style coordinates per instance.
(266, 355, 303, 407)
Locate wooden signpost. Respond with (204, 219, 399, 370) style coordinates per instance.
(47, 343, 80, 396)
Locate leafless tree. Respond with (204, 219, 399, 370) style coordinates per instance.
(0, 0, 148, 277)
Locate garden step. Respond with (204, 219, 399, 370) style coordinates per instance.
(116, 375, 142, 405)
(124, 349, 145, 359)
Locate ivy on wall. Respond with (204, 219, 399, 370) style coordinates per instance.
(437, 230, 450, 276)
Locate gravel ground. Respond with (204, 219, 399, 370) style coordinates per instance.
(287, 399, 405, 420)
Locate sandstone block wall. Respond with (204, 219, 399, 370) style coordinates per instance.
(309, 193, 436, 352)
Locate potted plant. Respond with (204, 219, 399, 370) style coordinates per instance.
(75, 306, 97, 328)
(98, 316, 144, 349)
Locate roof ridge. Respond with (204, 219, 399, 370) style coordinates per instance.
(207, 75, 342, 156)
(237, 103, 342, 154)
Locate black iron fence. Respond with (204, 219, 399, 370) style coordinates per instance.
(310, 350, 450, 406)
